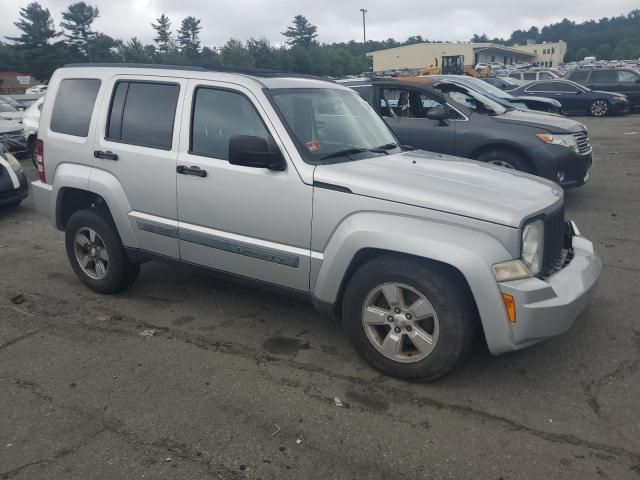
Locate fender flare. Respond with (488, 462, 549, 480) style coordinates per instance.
(52, 163, 138, 248)
(312, 212, 515, 353)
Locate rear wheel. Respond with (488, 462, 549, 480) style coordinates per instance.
(476, 148, 533, 173)
(590, 99, 609, 117)
(342, 255, 476, 381)
(65, 208, 140, 294)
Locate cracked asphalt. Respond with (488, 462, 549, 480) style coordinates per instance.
(1, 114, 640, 479)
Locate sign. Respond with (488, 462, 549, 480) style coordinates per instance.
(16, 76, 31, 85)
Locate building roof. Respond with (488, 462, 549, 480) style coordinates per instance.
(366, 42, 536, 58)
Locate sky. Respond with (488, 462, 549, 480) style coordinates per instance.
(1, 0, 638, 47)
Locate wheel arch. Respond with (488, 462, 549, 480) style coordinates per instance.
(470, 143, 537, 174)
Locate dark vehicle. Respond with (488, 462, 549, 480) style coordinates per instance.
(567, 68, 640, 109)
(346, 79, 592, 188)
(508, 79, 630, 117)
(429, 75, 562, 113)
(482, 76, 524, 91)
(0, 119, 28, 156)
(0, 144, 28, 207)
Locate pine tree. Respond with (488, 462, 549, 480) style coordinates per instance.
(6, 2, 58, 49)
(152, 14, 172, 54)
(282, 15, 318, 48)
(60, 2, 100, 60)
(177, 16, 201, 60)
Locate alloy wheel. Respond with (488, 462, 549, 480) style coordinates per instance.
(361, 283, 440, 363)
(74, 227, 110, 280)
(591, 100, 608, 117)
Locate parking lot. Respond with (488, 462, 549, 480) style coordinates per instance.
(0, 114, 639, 479)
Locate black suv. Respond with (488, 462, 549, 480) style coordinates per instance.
(346, 79, 593, 188)
(567, 68, 640, 109)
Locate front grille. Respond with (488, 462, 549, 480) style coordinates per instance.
(542, 205, 566, 276)
(572, 131, 592, 155)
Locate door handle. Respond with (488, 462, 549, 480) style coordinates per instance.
(94, 150, 119, 161)
(177, 165, 207, 177)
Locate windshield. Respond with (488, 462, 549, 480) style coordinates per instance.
(268, 88, 399, 164)
(0, 102, 18, 113)
(435, 84, 508, 115)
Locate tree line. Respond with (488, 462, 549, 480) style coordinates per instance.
(471, 9, 640, 62)
(1, 3, 640, 81)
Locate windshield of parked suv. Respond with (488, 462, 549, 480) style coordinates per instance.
(269, 88, 400, 164)
(434, 84, 508, 115)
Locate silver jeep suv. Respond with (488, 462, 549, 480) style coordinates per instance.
(31, 64, 601, 380)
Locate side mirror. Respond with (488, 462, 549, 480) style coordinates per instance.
(228, 135, 285, 171)
(426, 105, 449, 122)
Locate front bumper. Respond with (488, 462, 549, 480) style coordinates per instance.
(498, 230, 601, 349)
(0, 170, 28, 206)
(531, 143, 592, 189)
(610, 99, 631, 115)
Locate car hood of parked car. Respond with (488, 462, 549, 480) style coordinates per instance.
(510, 95, 562, 107)
(492, 108, 585, 133)
(0, 119, 23, 134)
(314, 150, 562, 227)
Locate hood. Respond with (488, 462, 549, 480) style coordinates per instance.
(492, 108, 585, 133)
(0, 119, 23, 134)
(314, 150, 563, 227)
(0, 112, 23, 122)
(510, 95, 562, 107)
(592, 90, 626, 99)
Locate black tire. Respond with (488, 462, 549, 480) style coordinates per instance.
(342, 254, 477, 381)
(589, 99, 609, 117)
(476, 148, 533, 173)
(65, 208, 139, 294)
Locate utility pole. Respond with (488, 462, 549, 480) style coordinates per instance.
(360, 8, 367, 44)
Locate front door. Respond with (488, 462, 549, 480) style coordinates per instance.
(375, 85, 456, 154)
(176, 80, 313, 292)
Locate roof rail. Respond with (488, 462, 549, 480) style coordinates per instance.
(62, 63, 335, 82)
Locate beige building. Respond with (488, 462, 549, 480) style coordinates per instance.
(512, 41, 567, 68)
(367, 42, 536, 72)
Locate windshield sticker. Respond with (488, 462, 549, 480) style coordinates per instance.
(306, 140, 321, 152)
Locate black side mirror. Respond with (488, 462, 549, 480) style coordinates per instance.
(228, 135, 285, 171)
(426, 105, 449, 122)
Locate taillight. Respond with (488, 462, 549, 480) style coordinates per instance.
(36, 138, 45, 182)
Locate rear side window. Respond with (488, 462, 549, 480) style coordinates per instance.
(618, 70, 640, 83)
(569, 71, 589, 83)
(523, 73, 536, 81)
(107, 81, 179, 150)
(50, 79, 101, 137)
(590, 70, 617, 83)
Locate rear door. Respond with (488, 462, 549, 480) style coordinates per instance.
(586, 70, 618, 93)
(373, 84, 456, 154)
(92, 75, 188, 258)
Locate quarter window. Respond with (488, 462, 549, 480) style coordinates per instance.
(50, 78, 101, 137)
(523, 73, 537, 81)
(191, 88, 269, 160)
(107, 81, 180, 150)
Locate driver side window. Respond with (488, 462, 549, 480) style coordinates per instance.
(380, 88, 445, 119)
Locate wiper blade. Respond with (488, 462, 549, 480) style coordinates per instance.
(375, 142, 399, 150)
(320, 147, 369, 160)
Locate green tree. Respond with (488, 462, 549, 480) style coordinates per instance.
(595, 43, 613, 60)
(152, 14, 172, 54)
(118, 37, 152, 63)
(247, 37, 275, 69)
(289, 45, 312, 73)
(220, 38, 254, 67)
(282, 15, 318, 48)
(200, 46, 221, 68)
(60, 2, 100, 60)
(177, 16, 201, 60)
(576, 47, 591, 60)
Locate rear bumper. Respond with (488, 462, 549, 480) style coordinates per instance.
(31, 180, 53, 219)
(498, 232, 601, 350)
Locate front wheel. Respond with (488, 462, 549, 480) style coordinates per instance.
(65, 208, 140, 294)
(342, 255, 477, 381)
(476, 148, 533, 173)
(590, 99, 609, 117)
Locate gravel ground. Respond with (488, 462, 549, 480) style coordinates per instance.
(1, 114, 639, 480)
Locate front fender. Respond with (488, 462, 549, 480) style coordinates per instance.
(312, 212, 515, 354)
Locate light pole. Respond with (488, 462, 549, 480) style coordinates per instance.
(360, 8, 367, 44)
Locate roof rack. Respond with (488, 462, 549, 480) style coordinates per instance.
(62, 63, 334, 82)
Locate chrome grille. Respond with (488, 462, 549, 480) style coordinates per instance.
(572, 131, 591, 155)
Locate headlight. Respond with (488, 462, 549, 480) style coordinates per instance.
(4, 153, 23, 173)
(521, 219, 544, 276)
(537, 133, 579, 154)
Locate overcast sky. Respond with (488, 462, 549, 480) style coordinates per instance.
(1, 0, 638, 47)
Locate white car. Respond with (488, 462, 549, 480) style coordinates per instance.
(0, 101, 23, 123)
(22, 97, 44, 166)
(475, 63, 490, 71)
(26, 85, 47, 94)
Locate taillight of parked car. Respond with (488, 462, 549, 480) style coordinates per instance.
(36, 138, 45, 182)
